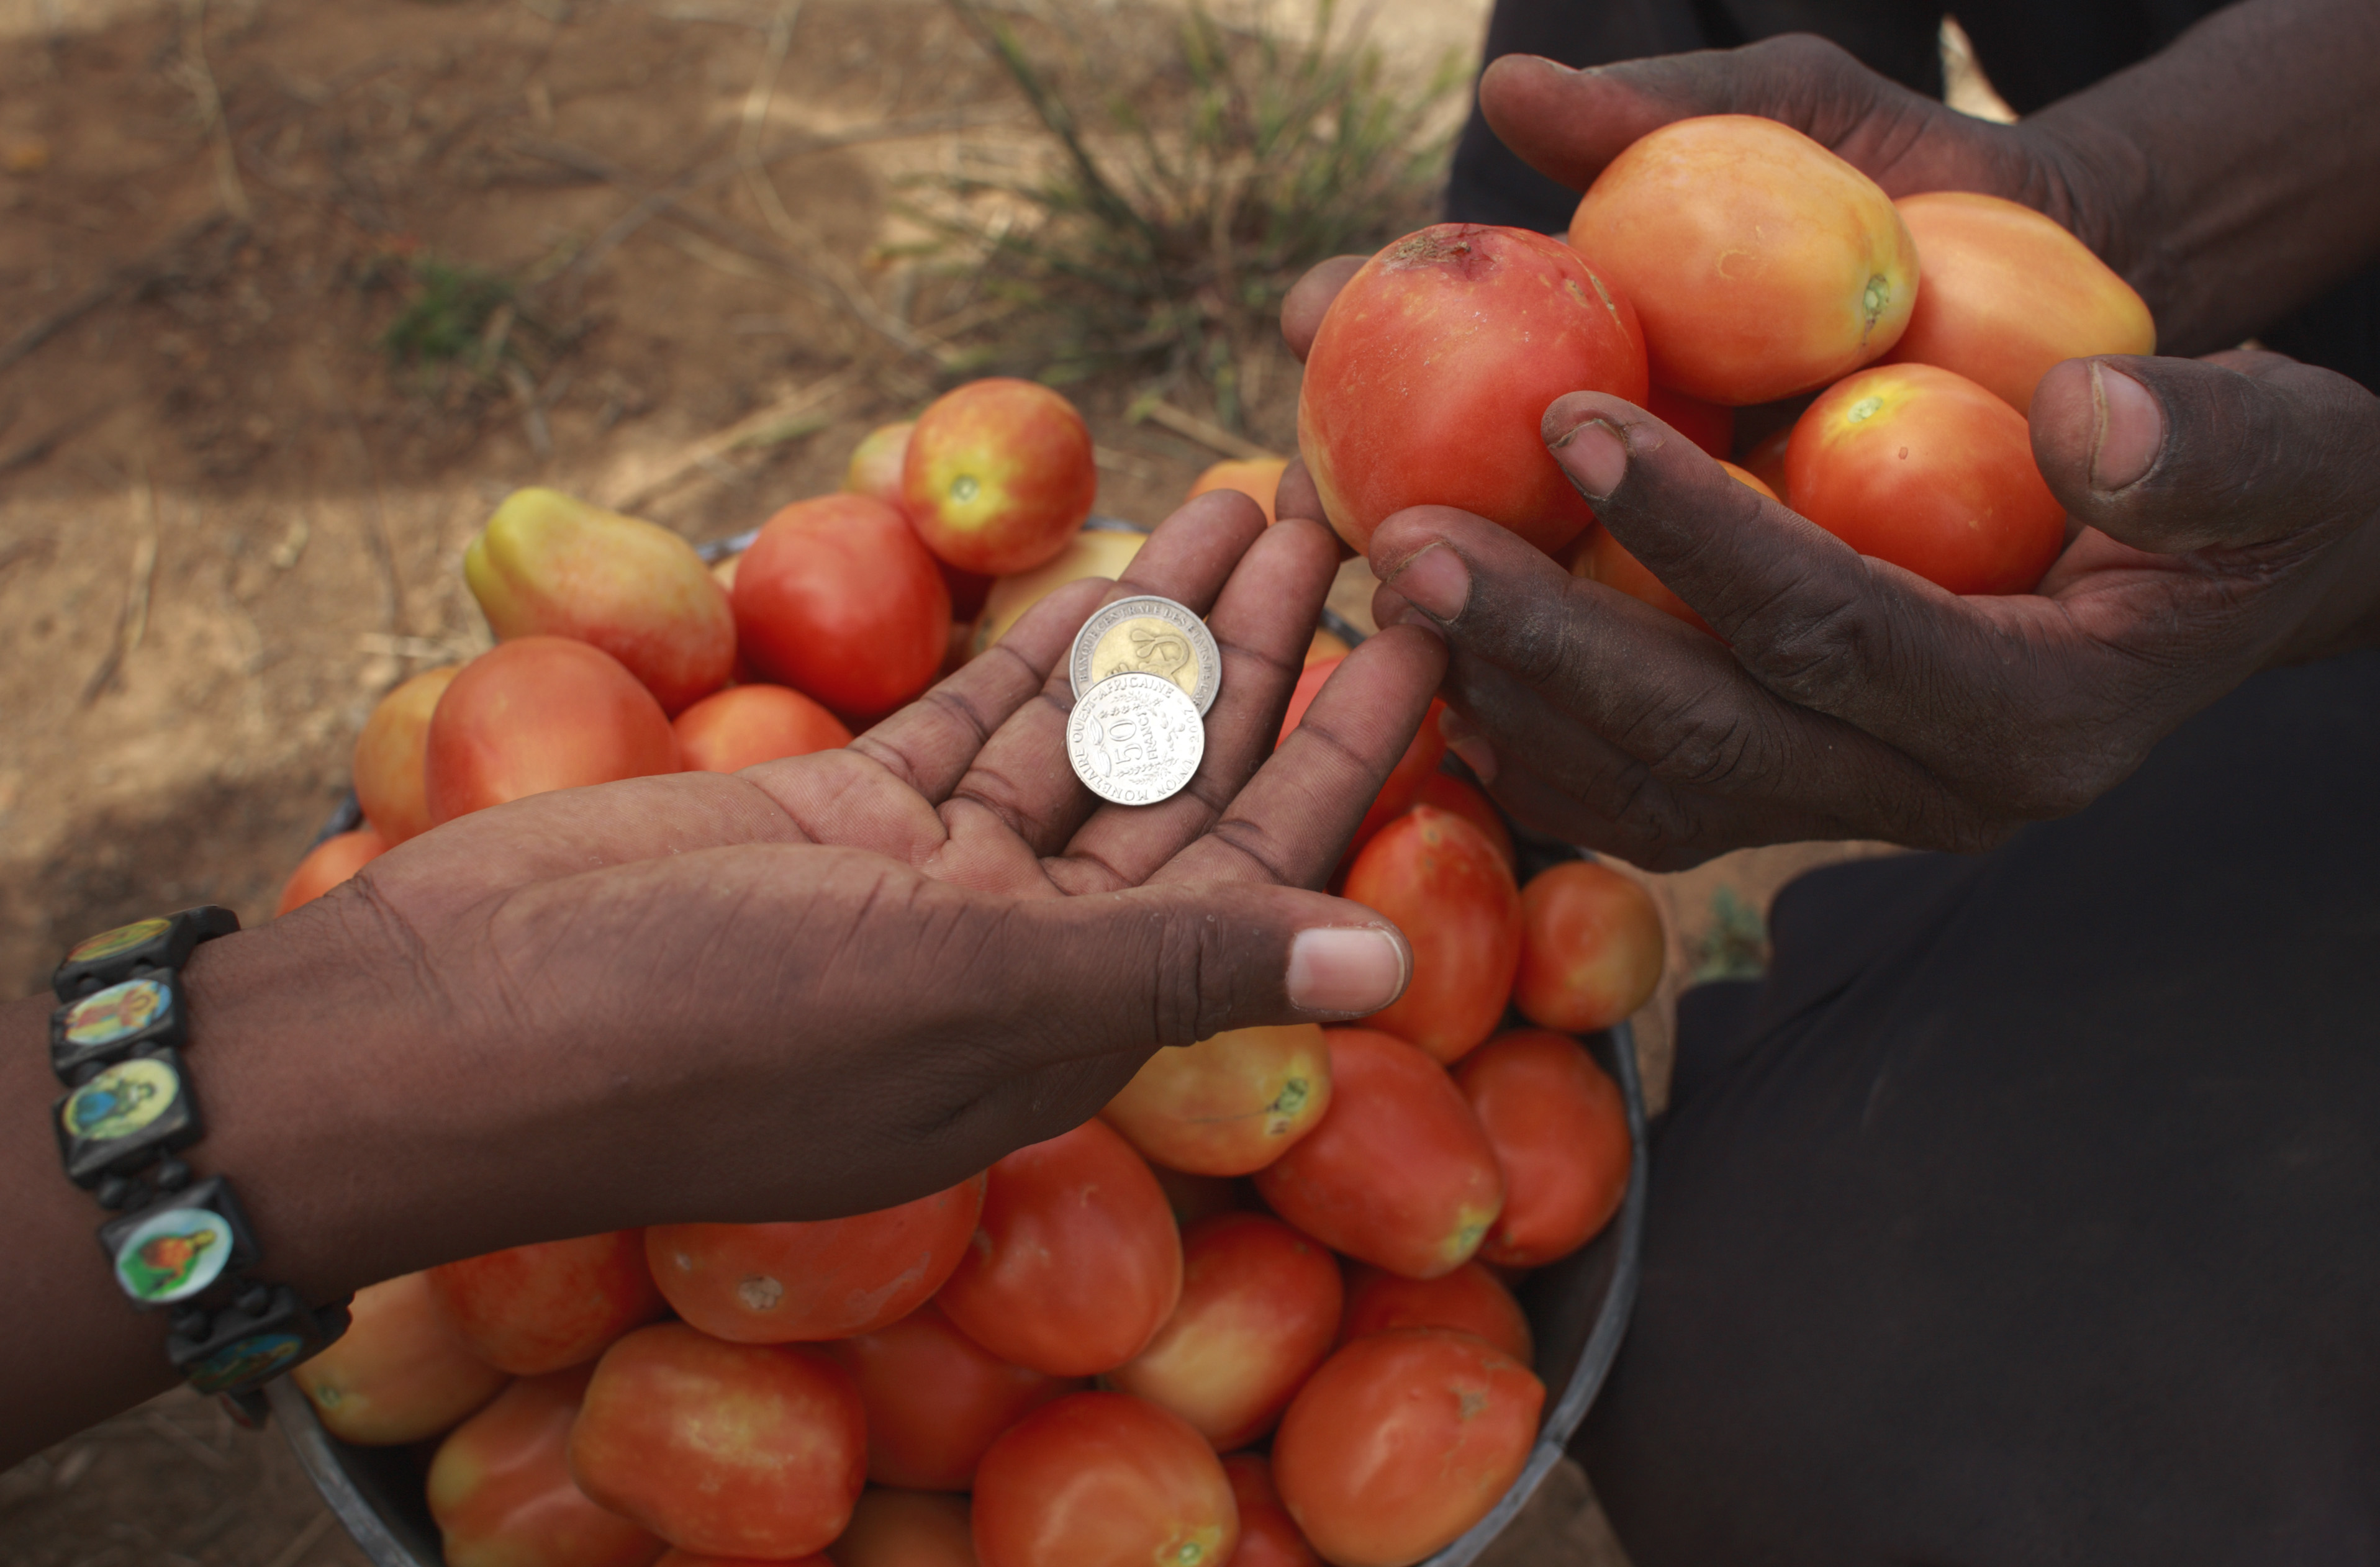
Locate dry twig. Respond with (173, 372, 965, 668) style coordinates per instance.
(80, 471, 161, 707)
(610, 366, 862, 514)
(1139, 399, 1277, 460)
(173, 0, 251, 219)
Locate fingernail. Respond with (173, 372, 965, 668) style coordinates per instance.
(1287, 926, 1409, 1014)
(1439, 707, 1498, 785)
(1386, 543, 1470, 621)
(2090, 362, 2164, 490)
(1549, 417, 1628, 499)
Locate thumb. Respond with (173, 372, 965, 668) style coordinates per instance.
(2031, 351, 2380, 554)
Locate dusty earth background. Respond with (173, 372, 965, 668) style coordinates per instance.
(0, 0, 1972, 1558)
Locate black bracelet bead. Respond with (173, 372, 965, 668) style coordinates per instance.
(52, 908, 238, 1002)
(96, 1176, 260, 1310)
(53, 1049, 203, 1188)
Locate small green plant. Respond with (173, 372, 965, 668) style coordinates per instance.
(920, 0, 1462, 427)
(377, 256, 532, 381)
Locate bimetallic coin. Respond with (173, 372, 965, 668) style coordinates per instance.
(1067, 672, 1206, 806)
(1069, 595, 1221, 715)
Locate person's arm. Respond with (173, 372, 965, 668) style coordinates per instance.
(0, 496, 1441, 1466)
(1473, 0, 2380, 354)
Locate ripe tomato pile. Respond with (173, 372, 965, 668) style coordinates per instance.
(267, 353, 1662, 1563)
(1300, 114, 2156, 614)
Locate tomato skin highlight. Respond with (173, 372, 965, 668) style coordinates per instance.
(1105, 1213, 1345, 1450)
(292, 1271, 508, 1446)
(427, 1230, 667, 1376)
(828, 1489, 979, 1566)
(1883, 190, 2155, 413)
(1568, 114, 1918, 405)
(1339, 1261, 1534, 1366)
(971, 1392, 1238, 1567)
(935, 1120, 1185, 1378)
(732, 494, 952, 721)
(1102, 1023, 1333, 1177)
(672, 684, 851, 772)
(645, 1176, 985, 1343)
(1272, 1329, 1544, 1567)
(428, 1365, 667, 1567)
(1456, 1029, 1632, 1267)
(1251, 1029, 1505, 1280)
(831, 1301, 1080, 1491)
(425, 637, 681, 823)
(1786, 361, 2068, 596)
(1298, 223, 1648, 558)
(1221, 1453, 1324, 1567)
(569, 1324, 866, 1559)
(1512, 859, 1667, 1034)
(1343, 807, 1523, 1063)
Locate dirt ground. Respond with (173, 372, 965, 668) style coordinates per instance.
(0, 0, 1904, 1558)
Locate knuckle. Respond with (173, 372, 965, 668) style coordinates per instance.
(1732, 566, 1890, 711)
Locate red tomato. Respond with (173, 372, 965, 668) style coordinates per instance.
(672, 683, 853, 772)
(935, 1121, 1183, 1377)
(1106, 1214, 1344, 1449)
(426, 1231, 666, 1376)
(1644, 384, 1734, 459)
(424, 637, 680, 823)
(570, 1324, 866, 1558)
(645, 1176, 985, 1343)
(1273, 1330, 1544, 1567)
(1412, 772, 1513, 871)
(292, 1271, 507, 1445)
(353, 664, 458, 844)
(1883, 191, 2155, 413)
(1278, 656, 1449, 854)
(1221, 1454, 1323, 1567)
(428, 1366, 666, 1567)
(1339, 1261, 1534, 1365)
(732, 495, 952, 720)
(1564, 460, 1779, 638)
(1342, 807, 1522, 1063)
(902, 379, 1098, 576)
(1786, 361, 2068, 595)
(275, 826, 387, 916)
(972, 1393, 1237, 1567)
(1568, 115, 1917, 405)
(1251, 1029, 1504, 1280)
(832, 1302, 1080, 1490)
(1512, 859, 1666, 1033)
(1456, 1030, 1632, 1268)
(1298, 223, 1647, 557)
(1101, 1023, 1333, 1177)
(830, 1489, 979, 1566)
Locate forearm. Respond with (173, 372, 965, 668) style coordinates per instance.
(2033, 0, 2380, 354)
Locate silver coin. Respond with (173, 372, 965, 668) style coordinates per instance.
(1066, 671, 1206, 806)
(1068, 595, 1221, 716)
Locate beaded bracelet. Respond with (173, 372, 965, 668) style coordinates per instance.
(51, 907, 350, 1425)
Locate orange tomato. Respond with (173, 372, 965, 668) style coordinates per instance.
(1565, 460, 1778, 637)
(1511, 859, 1666, 1032)
(1272, 1329, 1543, 1567)
(426, 1231, 666, 1376)
(353, 665, 459, 844)
(1221, 1454, 1323, 1567)
(828, 1489, 979, 1566)
(1342, 807, 1522, 1063)
(1885, 191, 2155, 412)
(427, 1366, 666, 1567)
(423, 637, 679, 823)
(1455, 1030, 1632, 1267)
(1568, 114, 1917, 405)
(971, 1393, 1238, 1567)
(1645, 384, 1734, 459)
(292, 1271, 507, 1445)
(1251, 1029, 1505, 1280)
(902, 379, 1098, 576)
(1339, 1261, 1534, 1366)
(1101, 1023, 1333, 1177)
(1297, 223, 1647, 557)
(672, 684, 852, 772)
(1105, 1214, 1344, 1450)
(1185, 458, 1288, 523)
(935, 1120, 1183, 1378)
(1786, 361, 2067, 595)
(1412, 772, 1514, 871)
(844, 420, 916, 505)
(733, 495, 952, 721)
(831, 1302, 1080, 1491)
(275, 826, 388, 915)
(645, 1176, 985, 1343)
(570, 1324, 866, 1559)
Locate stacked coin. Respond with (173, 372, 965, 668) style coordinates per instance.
(1066, 595, 1222, 806)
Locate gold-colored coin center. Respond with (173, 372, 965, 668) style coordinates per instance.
(1088, 615, 1202, 698)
